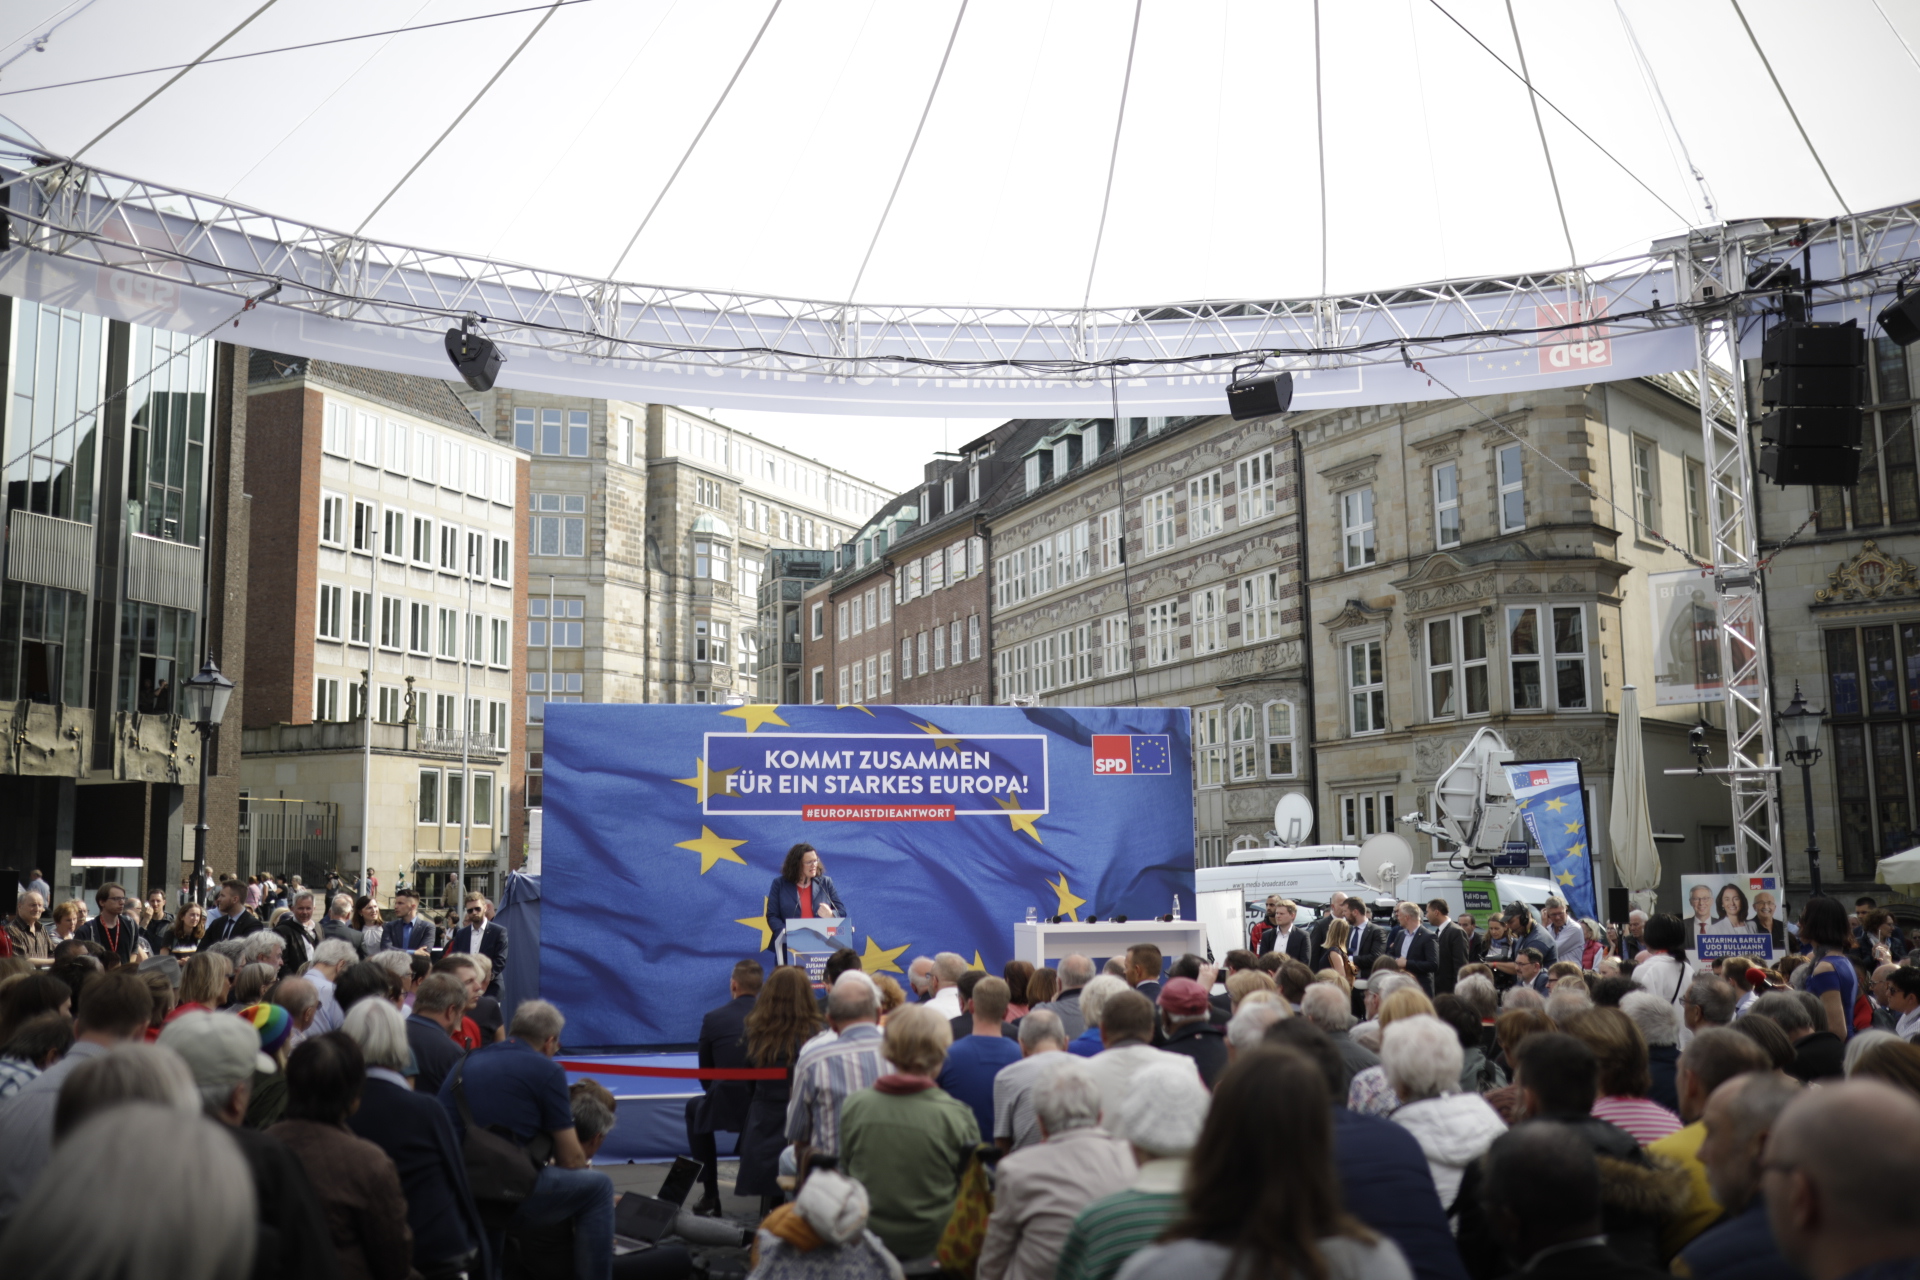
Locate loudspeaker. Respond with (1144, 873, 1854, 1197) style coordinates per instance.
(1758, 406, 1863, 450)
(1227, 371, 1295, 421)
(1607, 887, 1630, 926)
(1761, 320, 1864, 367)
(1761, 365, 1862, 407)
(1881, 292, 1920, 348)
(1759, 444, 1862, 486)
(444, 326, 504, 392)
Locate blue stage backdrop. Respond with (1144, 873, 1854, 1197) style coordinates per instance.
(541, 702, 1195, 1048)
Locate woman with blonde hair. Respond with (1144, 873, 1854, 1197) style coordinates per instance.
(230, 962, 278, 1009)
(873, 972, 906, 1021)
(159, 902, 206, 953)
(1346, 987, 1437, 1115)
(47, 900, 83, 945)
(1322, 918, 1357, 985)
(171, 952, 233, 1020)
(737, 967, 824, 1208)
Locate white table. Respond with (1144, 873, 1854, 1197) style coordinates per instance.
(1012, 920, 1209, 967)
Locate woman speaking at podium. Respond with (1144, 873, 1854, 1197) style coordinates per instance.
(768, 843, 846, 935)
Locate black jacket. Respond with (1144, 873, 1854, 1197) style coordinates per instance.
(1162, 1020, 1228, 1088)
(1388, 925, 1440, 991)
(220, 1121, 341, 1280)
(1494, 1241, 1677, 1280)
(76, 914, 139, 965)
(1433, 921, 1468, 994)
(348, 1075, 486, 1273)
(766, 874, 846, 932)
(274, 917, 320, 977)
(1256, 921, 1312, 962)
(1333, 1107, 1469, 1280)
(202, 909, 265, 945)
(406, 1013, 468, 1098)
(1789, 1031, 1846, 1083)
(690, 993, 757, 1134)
(441, 922, 509, 995)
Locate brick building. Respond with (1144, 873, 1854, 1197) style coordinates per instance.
(981, 413, 1308, 862)
(800, 422, 1035, 707)
(241, 354, 528, 903)
(0, 298, 249, 901)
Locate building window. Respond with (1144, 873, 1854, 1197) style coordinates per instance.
(317, 584, 343, 640)
(355, 412, 379, 466)
(837, 602, 849, 640)
(320, 492, 346, 547)
(1342, 489, 1376, 569)
(467, 531, 485, 579)
(1096, 510, 1122, 571)
(418, 769, 440, 824)
(1241, 570, 1281, 644)
(445, 768, 464, 825)
(380, 597, 403, 650)
(810, 602, 824, 640)
(917, 630, 929, 676)
(531, 494, 586, 557)
(528, 598, 583, 647)
(696, 477, 720, 508)
(414, 430, 438, 482)
(1551, 605, 1590, 709)
(850, 660, 864, 702)
(1508, 606, 1543, 711)
(738, 630, 759, 678)
(1434, 462, 1461, 548)
(1265, 701, 1296, 777)
(440, 524, 460, 573)
(472, 773, 494, 826)
(352, 499, 375, 554)
(1102, 615, 1130, 676)
(1630, 439, 1658, 534)
(950, 620, 964, 668)
(409, 602, 432, 655)
(1815, 342, 1919, 531)
(324, 402, 350, 457)
(1195, 707, 1225, 788)
(900, 638, 913, 680)
(349, 589, 372, 646)
(694, 619, 728, 664)
(879, 652, 893, 695)
(1427, 612, 1491, 719)
(740, 555, 763, 600)
(907, 558, 924, 599)
(466, 613, 485, 663)
(1145, 600, 1177, 666)
(1145, 490, 1176, 554)
(693, 539, 730, 581)
(928, 548, 947, 593)
(838, 666, 850, 704)
(491, 536, 512, 583)
(1825, 624, 1920, 877)
(1228, 704, 1259, 781)
(438, 607, 458, 659)
(1194, 587, 1225, 655)
(1506, 604, 1589, 711)
(811, 667, 825, 703)
(1188, 472, 1223, 541)
(1340, 792, 1397, 841)
(1348, 639, 1385, 734)
(1495, 444, 1525, 534)
(385, 420, 409, 474)
(411, 515, 434, 565)
(378, 684, 403, 723)
(968, 614, 981, 661)
(315, 677, 341, 722)
(1684, 460, 1708, 556)
(382, 507, 406, 560)
(347, 679, 368, 722)
(1237, 451, 1276, 523)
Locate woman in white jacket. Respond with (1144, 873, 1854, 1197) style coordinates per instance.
(1380, 1015, 1508, 1222)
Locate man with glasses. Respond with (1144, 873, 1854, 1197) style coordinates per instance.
(442, 894, 508, 997)
(1765, 1081, 1920, 1280)
(76, 882, 138, 965)
(1676, 1071, 1801, 1280)
(140, 889, 173, 954)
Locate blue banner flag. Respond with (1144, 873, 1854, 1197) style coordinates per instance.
(541, 703, 1195, 1048)
(1503, 759, 1597, 921)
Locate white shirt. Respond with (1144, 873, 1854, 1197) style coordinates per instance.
(1897, 1006, 1920, 1042)
(1399, 928, 1417, 960)
(1546, 921, 1585, 964)
(927, 986, 963, 1019)
(307, 968, 344, 1035)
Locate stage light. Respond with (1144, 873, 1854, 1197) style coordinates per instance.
(1227, 368, 1294, 421)
(1882, 289, 1920, 347)
(444, 320, 504, 392)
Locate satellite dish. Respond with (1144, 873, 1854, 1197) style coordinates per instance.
(1357, 833, 1414, 894)
(1273, 794, 1315, 848)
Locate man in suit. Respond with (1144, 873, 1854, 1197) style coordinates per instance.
(1308, 892, 1350, 970)
(1516, 947, 1551, 995)
(320, 893, 359, 947)
(1426, 899, 1468, 995)
(1124, 943, 1164, 1004)
(1255, 897, 1313, 964)
(687, 958, 763, 1216)
(1387, 901, 1439, 994)
(380, 887, 437, 953)
(200, 881, 263, 946)
(440, 898, 508, 996)
(1342, 897, 1388, 972)
(274, 890, 322, 978)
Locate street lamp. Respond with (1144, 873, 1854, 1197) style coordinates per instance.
(181, 656, 235, 909)
(1778, 681, 1827, 897)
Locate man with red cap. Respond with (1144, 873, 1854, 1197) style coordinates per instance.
(1156, 978, 1226, 1088)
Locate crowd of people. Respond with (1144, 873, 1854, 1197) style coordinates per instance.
(0, 876, 536, 1280)
(8, 880, 1920, 1280)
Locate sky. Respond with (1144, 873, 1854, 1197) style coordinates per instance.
(1, 0, 1917, 487)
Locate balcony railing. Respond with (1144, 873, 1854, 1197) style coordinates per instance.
(417, 730, 501, 756)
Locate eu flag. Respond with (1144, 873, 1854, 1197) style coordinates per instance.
(1503, 760, 1596, 921)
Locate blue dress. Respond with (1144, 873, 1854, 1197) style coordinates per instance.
(1806, 949, 1860, 1039)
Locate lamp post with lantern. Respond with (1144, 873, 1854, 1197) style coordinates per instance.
(1778, 681, 1828, 898)
(181, 656, 235, 910)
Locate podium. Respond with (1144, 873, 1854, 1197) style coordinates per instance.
(780, 917, 853, 981)
(1012, 920, 1207, 968)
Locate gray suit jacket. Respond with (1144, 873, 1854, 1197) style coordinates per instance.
(1032, 988, 1086, 1039)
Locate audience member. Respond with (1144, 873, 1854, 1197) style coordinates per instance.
(49, 1041, 199, 1136)
(1067, 975, 1130, 1057)
(1632, 914, 1695, 1047)
(1765, 1081, 1920, 1280)
(1562, 1005, 1681, 1144)
(1301, 981, 1379, 1090)
(1084, 989, 1202, 1117)
(838, 1003, 980, 1265)
(1619, 989, 1683, 1113)
(938, 975, 1022, 1136)
(1035, 954, 1092, 1038)
(1475, 1123, 1673, 1280)
(1382, 1015, 1506, 1214)
(737, 967, 823, 1206)
(1732, 1011, 1797, 1072)
(1056, 1061, 1210, 1280)
(1753, 990, 1844, 1082)
(1347, 986, 1435, 1115)
(977, 1058, 1133, 1280)
(994, 1007, 1068, 1154)
(1679, 1071, 1804, 1280)
(749, 1168, 897, 1280)
(1432, 995, 1502, 1092)
(787, 970, 888, 1176)
(1648, 1027, 1773, 1257)
(1225, 995, 1288, 1061)
(1156, 977, 1226, 1086)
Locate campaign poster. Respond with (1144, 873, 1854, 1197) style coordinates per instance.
(1680, 873, 1782, 963)
(541, 703, 1196, 1047)
(1650, 569, 1761, 706)
(1504, 760, 1598, 921)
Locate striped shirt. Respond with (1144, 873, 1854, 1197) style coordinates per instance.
(785, 1021, 888, 1155)
(1055, 1160, 1185, 1280)
(1591, 1095, 1682, 1145)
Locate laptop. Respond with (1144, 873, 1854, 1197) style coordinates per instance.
(611, 1157, 704, 1254)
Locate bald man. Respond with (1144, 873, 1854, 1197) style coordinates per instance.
(1680, 1072, 1802, 1280)
(1765, 1081, 1920, 1280)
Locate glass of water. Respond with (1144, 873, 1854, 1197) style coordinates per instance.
(1026, 906, 1038, 924)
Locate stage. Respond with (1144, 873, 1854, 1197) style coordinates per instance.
(561, 1053, 740, 1164)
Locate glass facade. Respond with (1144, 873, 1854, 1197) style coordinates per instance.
(126, 325, 212, 545)
(7, 301, 104, 523)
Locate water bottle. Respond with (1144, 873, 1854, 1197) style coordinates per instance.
(1171, 894, 1182, 920)
(1025, 905, 1037, 925)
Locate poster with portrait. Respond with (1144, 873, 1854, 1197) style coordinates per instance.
(1649, 569, 1761, 706)
(1679, 873, 1783, 964)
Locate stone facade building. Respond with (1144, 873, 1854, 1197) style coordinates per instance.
(241, 354, 527, 904)
(981, 413, 1307, 865)
(1296, 382, 1728, 905)
(1758, 334, 1920, 904)
(454, 392, 887, 811)
(0, 298, 249, 902)
(799, 423, 1029, 708)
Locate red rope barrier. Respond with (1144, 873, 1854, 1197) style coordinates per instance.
(557, 1060, 786, 1081)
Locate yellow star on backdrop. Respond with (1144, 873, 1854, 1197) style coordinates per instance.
(722, 704, 788, 733)
(835, 704, 877, 715)
(675, 826, 748, 874)
(995, 795, 1043, 843)
(674, 758, 739, 802)
(1556, 870, 1577, 885)
(1563, 820, 1584, 835)
(860, 935, 910, 974)
(1048, 873, 1086, 921)
(735, 898, 774, 950)
(1568, 843, 1586, 859)
(1545, 797, 1568, 813)
(971, 951, 986, 971)
(913, 721, 964, 751)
